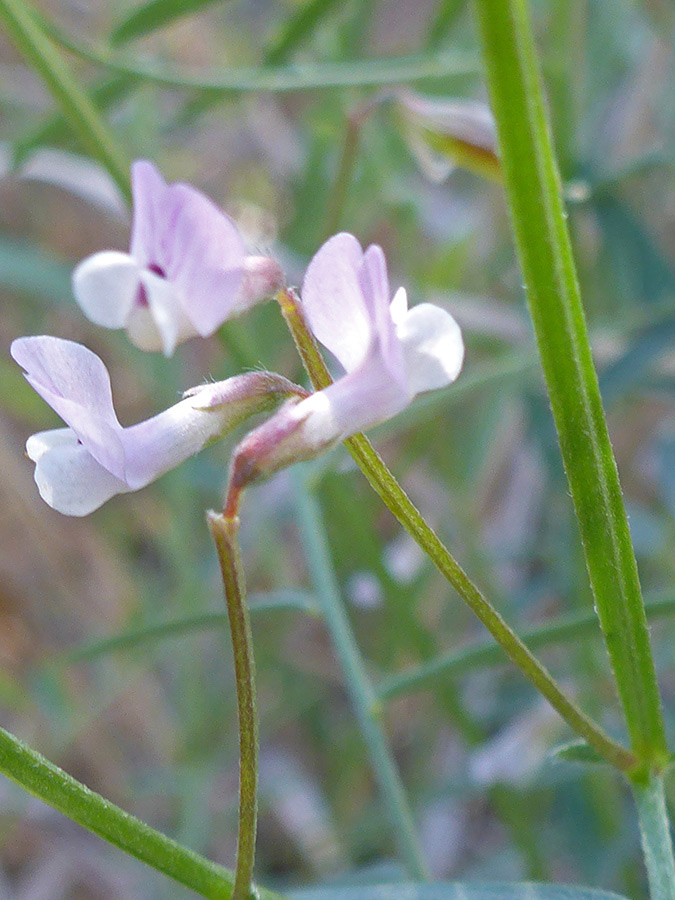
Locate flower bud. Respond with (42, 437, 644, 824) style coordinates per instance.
(396, 88, 500, 182)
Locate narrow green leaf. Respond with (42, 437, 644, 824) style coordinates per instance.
(552, 740, 607, 766)
(14, 74, 134, 167)
(45, 23, 479, 94)
(264, 0, 345, 66)
(472, 0, 667, 767)
(0, 0, 130, 201)
(378, 592, 675, 701)
(111, 0, 220, 46)
(64, 590, 319, 663)
(0, 726, 284, 900)
(292, 883, 630, 900)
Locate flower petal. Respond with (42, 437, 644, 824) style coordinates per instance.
(129, 160, 170, 266)
(309, 345, 411, 441)
(359, 244, 406, 388)
(301, 233, 372, 372)
(395, 303, 464, 394)
(179, 266, 247, 338)
(137, 271, 195, 357)
(72, 251, 141, 328)
(389, 286, 408, 325)
(122, 373, 292, 490)
(11, 336, 125, 479)
(28, 429, 128, 516)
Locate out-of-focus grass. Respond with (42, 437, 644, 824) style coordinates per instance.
(0, 0, 674, 897)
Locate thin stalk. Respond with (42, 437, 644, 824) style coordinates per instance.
(208, 512, 259, 900)
(64, 590, 319, 663)
(43, 20, 478, 94)
(379, 593, 675, 701)
(632, 776, 675, 900)
(276, 288, 636, 773)
(472, 0, 667, 768)
(291, 468, 428, 880)
(0, 0, 131, 200)
(0, 725, 284, 900)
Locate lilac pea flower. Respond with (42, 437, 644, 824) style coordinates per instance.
(228, 232, 464, 493)
(12, 336, 300, 516)
(72, 161, 283, 356)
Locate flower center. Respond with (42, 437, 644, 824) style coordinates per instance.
(137, 263, 167, 307)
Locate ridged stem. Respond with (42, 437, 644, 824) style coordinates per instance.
(208, 511, 259, 900)
(472, 0, 667, 769)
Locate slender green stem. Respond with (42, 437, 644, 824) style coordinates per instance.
(291, 468, 428, 880)
(276, 288, 636, 773)
(64, 590, 319, 663)
(379, 592, 675, 701)
(472, 0, 667, 768)
(632, 776, 675, 900)
(0, 0, 131, 200)
(0, 725, 284, 899)
(208, 512, 259, 900)
(42, 20, 478, 94)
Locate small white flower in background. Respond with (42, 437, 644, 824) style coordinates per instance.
(12, 336, 300, 516)
(396, 89, 499, 183)
(229, 232, 464, 491)
(72, 160, 283, 356)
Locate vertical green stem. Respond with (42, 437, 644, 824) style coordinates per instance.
(0, 0, 131, 201)
(291, 469, 428, 880)
(632, 776, 675, 900)
(471, 0, 667, 768)
(208, 512, 259, 900)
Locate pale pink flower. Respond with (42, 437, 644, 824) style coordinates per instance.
(12, 336, 298, 516)
(229, 233, 464, 492)
(72, 161, 282, 356)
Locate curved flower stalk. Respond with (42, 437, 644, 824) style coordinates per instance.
(72, 160, 283, 356)
(227, 232, 464, 505)
(12, 336, 303, 516)
(396, 88, 499, 183)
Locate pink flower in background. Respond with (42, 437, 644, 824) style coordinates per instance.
(12, 336, 299, 516)
(72, 161, 282, 356)
(229, 232, 464, 490)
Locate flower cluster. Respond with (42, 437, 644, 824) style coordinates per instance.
(14, 161, 464, 516)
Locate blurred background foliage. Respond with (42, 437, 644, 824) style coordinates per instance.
(0, 0, 674, 896)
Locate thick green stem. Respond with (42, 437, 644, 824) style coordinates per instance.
(632, 776, 675, 900)
(0, 0, 131, 200)
(291, 469, 428, 880)
(208, 512, 259, 900)
(276, 288, 635, 773)
(0, 725, 284, 899)
(472, 0, 667, 768)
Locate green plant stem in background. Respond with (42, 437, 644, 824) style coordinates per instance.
(0, 725, 285, 900)
(43, 19, 478, 94)
(379, 592, 675, 701)
(633, 776, 675, 900)
(0, 0, 131, 200)
(276, 289, 635, 773)
(64, 590, 319, 663)
(472, 0, 667, 770)
(208, 511, 260, 900)
(291, 469, 428, 880)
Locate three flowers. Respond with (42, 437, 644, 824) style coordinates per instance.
(13, 160, 465, 516)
